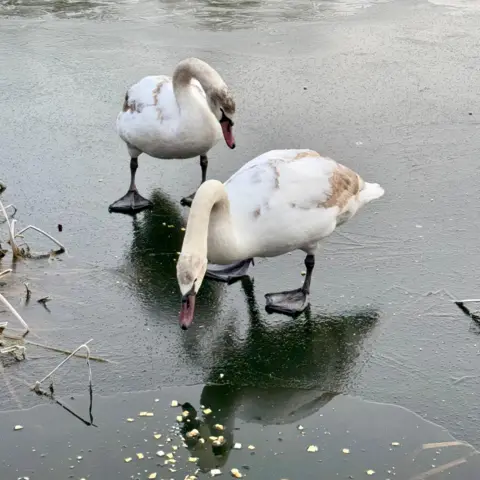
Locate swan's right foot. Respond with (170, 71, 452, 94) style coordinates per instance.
(264, 254, 316, 316)
(264, 288, 310, 316)
(206, 258, 254, 283)
(108, 190, 153, 214)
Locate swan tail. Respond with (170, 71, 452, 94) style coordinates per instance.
(358, 182, 385, 205)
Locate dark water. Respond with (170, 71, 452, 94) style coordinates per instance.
(2, 387, 480, 479)
(1, 0, 480, 477)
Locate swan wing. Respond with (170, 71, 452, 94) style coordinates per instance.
(225, 149, 384, 256)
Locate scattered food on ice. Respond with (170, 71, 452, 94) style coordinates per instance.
(231, 468, 242, 478)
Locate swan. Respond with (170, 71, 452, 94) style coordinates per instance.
(109, 58, 236, 214)
(176, 149, 385, 329)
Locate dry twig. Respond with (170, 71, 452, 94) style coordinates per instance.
(0, 268, 12, 279)
(0, 199, 65, 259)
(0, 293, 29, 337)
(32, 339, 96, 426)
(25, 339, 112, 363)
(454, 299, 480, 323)
(24, 282, 31, 302)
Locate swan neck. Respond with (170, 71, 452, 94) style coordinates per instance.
(181, 180, 231, 258)
(172, 58, 223, 104)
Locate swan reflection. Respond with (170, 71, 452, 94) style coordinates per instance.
(178, 278, 379, 471)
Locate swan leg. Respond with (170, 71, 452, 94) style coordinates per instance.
(180, 154, 208, 207)
(265, 254, 315, 315)
(200, 154, 208, 183)
(206, 258, 254, 283)
(109, 157, 153, 214)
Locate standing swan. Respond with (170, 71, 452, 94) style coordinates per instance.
(176, 149, 384, 329)
(110, 58, 236, 214)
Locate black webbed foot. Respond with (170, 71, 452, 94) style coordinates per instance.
(109, 190, 152, 214)
(265, 288, 310, 316)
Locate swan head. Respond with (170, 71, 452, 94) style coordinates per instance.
(176, 252, 208, 330)
(209, 89, 236, 150)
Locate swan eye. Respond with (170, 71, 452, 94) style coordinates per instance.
(182, 280, 197, 302)
(220, 109, 234, 127)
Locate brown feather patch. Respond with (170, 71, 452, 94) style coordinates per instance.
(152, 80, 168, 121)
(293, 150, 321, 160)
(322, 164, 363, 209)
(152, 80, 167, 106)
(122, 91, 130, 112)
(122, 90, 140, 113)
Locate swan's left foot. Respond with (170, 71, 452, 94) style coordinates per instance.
(265, 288, 310, 315)
(264, 253, 316, 316)
(206, 258, 254, 283)
(109, 190, 152, 213)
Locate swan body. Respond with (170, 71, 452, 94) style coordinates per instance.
(117, 75, 221, 159)
(177, 149, 385, 328)
(109, 58, 236, 214)
(210, 149, 381, 262)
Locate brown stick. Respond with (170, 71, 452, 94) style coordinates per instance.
(24, 340, 113, 363)
(409, 454, 476, 480)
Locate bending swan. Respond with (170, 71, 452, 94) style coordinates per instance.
(176, 149, 384, 329)
(110, 58, 236, 214)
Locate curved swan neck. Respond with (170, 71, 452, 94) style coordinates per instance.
(181, 180, 238, 260)
(173, 58, 225, 93)
(182, 180, 228, 254)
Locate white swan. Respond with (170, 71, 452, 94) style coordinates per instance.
(176, 149, 384, 329)
(109, 58, 236, 214)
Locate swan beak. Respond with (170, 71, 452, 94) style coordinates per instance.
(220, 120, 236, 149)
(179, 293, 196, 330)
